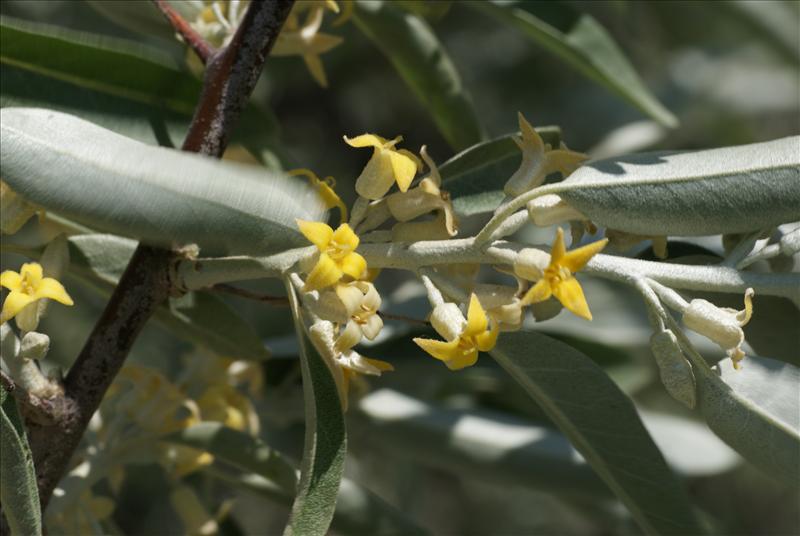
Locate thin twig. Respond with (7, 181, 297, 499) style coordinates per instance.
(27, 0, 296, 511)
(212, 284, 429, 326)
(153, 0, 215, 64)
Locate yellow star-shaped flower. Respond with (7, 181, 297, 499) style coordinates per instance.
(1, 262, 73, 325)
(520, 228, 608, 320)
(414, 294, 500, 371)
(297, 220, 367, 291)
(343, 134, 421, 200)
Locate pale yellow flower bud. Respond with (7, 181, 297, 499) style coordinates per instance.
(682, 289, 754, 369)
(430, 302, 466, 342)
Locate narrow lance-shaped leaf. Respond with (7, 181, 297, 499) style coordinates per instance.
(551, 136, 800, 236)
(353, 0, 485, 151)
(283, 280, 347, 536)
(440, 127, 561, 217)
(468, 1, 677, 127)
(0, 108, 326, 256)
(1, 385, 43, 536)
(490, 330, 706, 536)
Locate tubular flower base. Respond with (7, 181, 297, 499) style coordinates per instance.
(1, 262, 73, 325)
(414, 294, 499, 370)
(518, 228, 608, 320)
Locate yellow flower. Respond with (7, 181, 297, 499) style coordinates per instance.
(414, 294, 499, 370)
(290, 168, 348, 223)
(297, 220, 367, 291)
(1, 262, 73, 325)
(519, 228, 607, 320)
(343, 134, 421, 199)
(504, 113, 587, 197)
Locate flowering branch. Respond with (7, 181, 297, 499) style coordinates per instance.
(26, 0, 296, 511)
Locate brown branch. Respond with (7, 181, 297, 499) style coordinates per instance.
(153, 0, 215, 64)
(27, 0, 296, 511)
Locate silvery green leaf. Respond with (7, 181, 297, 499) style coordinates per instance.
(1, 386, 42, 536)
(695, 354, 800, 487)
(284, 281, 346, 536)
(491, 330, 706, 535)
(553, 137, 800, 236)
(0, 108, 324, 255)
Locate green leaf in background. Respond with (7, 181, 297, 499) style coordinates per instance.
(0, 385, 42, 536)
(0, 108, 325, 256)
(470, 1, 678, 128)
(284, 280, 347, 536)
(170, 422, 427, 535)
(490, 330, 707, 536)
(0, 15, 279, 156)
(353, 0, 485, 151)
(552, 136, 800, 236)
(439, 127, 561, 217)
(694, 354, 800, 488)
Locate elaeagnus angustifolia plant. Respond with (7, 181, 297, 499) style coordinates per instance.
(1, 1, 798, 535)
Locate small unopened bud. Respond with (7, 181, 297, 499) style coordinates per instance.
(20, 331, 50, 361)
(527, 194, 586, 226)
(682, 289, 754, 369)
(430, 302, 466, 341)
(650, 330, 696, 408)
(513, 248, 550, 281)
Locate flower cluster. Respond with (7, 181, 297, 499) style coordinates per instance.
(189, 0, 350, 86)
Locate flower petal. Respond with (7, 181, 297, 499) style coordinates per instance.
(552, 276, 592, 320)
(361, 314, 383, 340)
(520, 279, 552, 306)
(444, 347, 479, 370)
(335, 284, 365, 316)
(388, 149, 418, 192)
(354, 151, 396, 199)
(340, 252, 367, 280)
(331, 223, 360, 251)
(0, 270, 22, 291)
(517, 112, 545, 155)
(1, 290, 36, 324)
(561, 238, 608, 274)
(34, 277, 73, 306)
(364, 357, 394, 372)
(464, 293, 488, 336)
(304, 253, 343, 291)
(475, 322, 499, 352)
(297, 220, 334, 250)
(335, 320, 362, 353)
(543, 149, 587, 178)
(20, 263, 43, 286)
(343, 133, 387, 149)
(413, 337, 460, 362)
(550, 227, 567, 265)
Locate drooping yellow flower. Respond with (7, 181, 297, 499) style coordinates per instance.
(290, 168, 348, 223)
(414, 294, 499, 371)
(343, 134, 421, 199)
(1, 262, 73, 325)
(504, 113, 587, 197)
(519, 228, 607, 320)
(297, 220, 367, 291)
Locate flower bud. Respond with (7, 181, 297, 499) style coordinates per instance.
(682, 289, 754, 369)
(650, 330, 696, 408)
(513, 248, 550, 281)
(20, 331, 50, 361)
